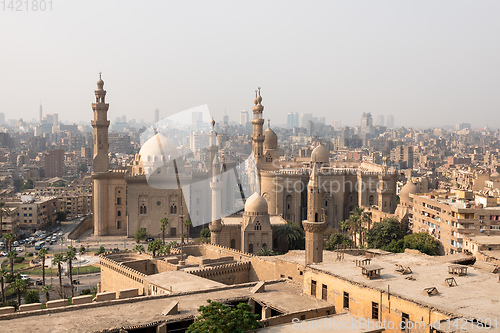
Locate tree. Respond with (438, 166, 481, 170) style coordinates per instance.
(365, 217, 405, 250)
(52, 253, 64, 298)
(7, 250, 17, 275)
(324, 233, 352, 251)
(9, 277, 28, 305)
(38, 248, 48, 286)
(403, 232, 438, 255)
(65, 248, 77, 297)
(186, 299, 261, 333)
(79, 246, 85, 255)
(24, 290, 40, 304)
(0, 267, 8, 304)
(20, 179, 34, 191)
(97, 246, 105, 254)
(4, 233, 14, 252)
(148, 239, 163, 257)
(159, 218, 169, 245)
(257, 246, 274, 256)
(275, 221, 304, 251)
(41, 284, 51, 303)
(56, 211, 67, 222)
(134, 228, 147, 244)
(200, 228, 210, 242)
(341, 207, 370, 247)
(0, 202, 9, 234)
(184, 220, 192, 243)
(134, 244, 145, 253)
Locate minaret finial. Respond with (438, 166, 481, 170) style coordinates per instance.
(99, 71, 102, 79)
(258, 86, 261, 96)
(211, 117, 216, 128)
(268, 119, 270, 128)
(255, 90, 258, 98)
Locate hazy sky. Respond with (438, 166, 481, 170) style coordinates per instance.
(1, 1, 499, 128)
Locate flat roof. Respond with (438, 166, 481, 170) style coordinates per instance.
(309, 252, 500, 321)
(144, 270, 225, 293)
(222, 216, 287, 226)
(0, 281, 329, 333)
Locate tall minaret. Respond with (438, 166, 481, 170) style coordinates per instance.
(91, 73, 110, 173)
(209, 154, 223, 245)
(303, 161, 326, 265)
(39, 103, 43, 124)
(251, 87, 265, 164)
(208, 118, 218, 173)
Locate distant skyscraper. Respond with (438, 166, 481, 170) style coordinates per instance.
(0, 113, 4, 125)
(299, 113, 312, 128)
(43, 113, 58, 126)
(39, 104, 43, 124)
(386, 115, 394, 129)
(332, 120, 342, 130)
(360, 112, 373, 135)
(122, 115, 127, 123)
(223, 113, 229, 125)
(456, 123, 471, 131)
(375, 115, 385, 127)
(154, 108, 159, 123)
(240, 110, 249, 125)
(192, 111, 203, 130)
(286, 112, 299, 128)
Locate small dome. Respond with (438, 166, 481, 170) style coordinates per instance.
(263, 127, 278, 150)
(311, 144, 329, 164)
(491, 171, 500, 178)
(245, 193, 269, 214)
(399, 181, 418, 203)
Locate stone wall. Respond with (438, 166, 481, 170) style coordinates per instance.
(99, 253, 147, 295)
(189, 261, 251, 285)
(68, 215, 93, 240)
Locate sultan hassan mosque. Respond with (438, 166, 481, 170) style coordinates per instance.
(91, 75, 397, 255)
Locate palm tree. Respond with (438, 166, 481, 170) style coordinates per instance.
(184, 220, 192, 243)
(342, 207, 371, 247)
(7, 250, 17, 275)
(38, 248, 48, 286)
(147, 239, 162, 257)
(257, 246, 274, 256)
(159, 218, 169, 245)
(65, 249, 76, 298)
(0, 202, 9, 234)
(4, 233, 14, 252)
(134, 244, 144, 253)
(10, 277, 28, 305)
(52, 253, 64, 298)
(275, 221, 304, 251)
(0, 267, 8, 304)
(41, 284, 51, 303)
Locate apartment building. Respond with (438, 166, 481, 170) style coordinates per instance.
(15, 196, 58, 232)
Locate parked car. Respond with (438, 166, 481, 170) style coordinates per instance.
(0, 251, 7, 256)
(13, 241, 19, 247)
(36, 280, 43, 285)
(20, 274, 30, 281)
(15, 247, 24, 253)
(72, 279, 80, 285)
(0, 242, 4, 249)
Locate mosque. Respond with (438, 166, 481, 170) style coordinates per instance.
(91, 75, 397, 256)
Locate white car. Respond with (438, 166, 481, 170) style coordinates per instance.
(15, 247, 24, 252)
(20, 274, 30, 281)
(0, 251, 7, 256)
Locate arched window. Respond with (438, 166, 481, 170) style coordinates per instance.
(248, 244, 254, 254)
(368, 195, 374, 206)
(140, 204, 147, 215)
(254, 221, 262, 231)
(230, 239, 236, 249)
(117, 210, 121, 217)
(170, 204, 177, 215)
(262, 243, 267, 249)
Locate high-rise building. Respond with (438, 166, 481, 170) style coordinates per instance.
(44, 149, 65, 178)
(332, 120, 342, 130)
(154, 108, 159, 123)
(386, 115, 394, 129)
(240, 110, 249, 125)
(456, 123, 472, 131)
(43, 113, 58, 126)
(299, 113, 312, 128)
(189, 131, 209, 152)
(192, 111, 203, 130)
(360, 112, 373, 136)
(0, 113, 5, 125)
(375, 115, 385, 127)
(287, 112, 299, 128)
(223, 113, 229, 125)
(39, 104, 43, 124)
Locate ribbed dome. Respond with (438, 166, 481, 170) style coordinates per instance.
(399, 181, 418, 203)
(245, 193, 269, 214)
(311, 144, 329, 164)
(263, 127, 278, 150)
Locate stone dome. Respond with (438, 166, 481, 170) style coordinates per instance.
(311, 144, 329, 164)
(139, 133, 178, 164)
(245, 193, 269, 215)
(399, 181, 418, 203)
(263, 127, 278, 150)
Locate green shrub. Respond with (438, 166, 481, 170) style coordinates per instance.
(97, 246, 105, 254)
(14, 257, 25, 263)
(80, 289, 91, 295)
(24, 290, 40, 304)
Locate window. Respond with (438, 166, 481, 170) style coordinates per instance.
(311, 280, 317, 297)
(170, 227, 176, 237)
(343, 292, 349, 309)
(170, 204, 177, 215)
(140, 204, 147, 215)
(230, 239, 236, 249)
(117, 221, 121, 229)
(117, 211, 121, 217)
(116, 197, 122, 205)
(248, 244, 254, 253)
(372, 302, 379, 320)
(321, 284, 327, 300)
(401, 312, 409, 331)
(369, 195, 374, 206)
(254, 221, 262, 231)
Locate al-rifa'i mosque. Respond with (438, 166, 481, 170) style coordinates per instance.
(91, 75, 397, 256)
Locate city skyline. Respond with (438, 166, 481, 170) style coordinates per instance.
(1, 1, 500, 129)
